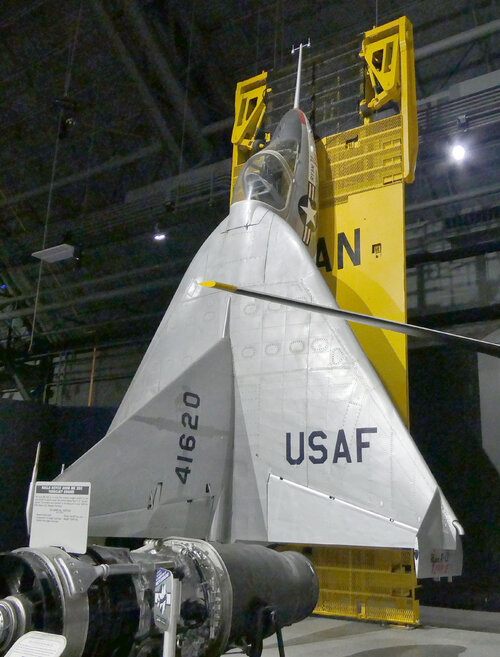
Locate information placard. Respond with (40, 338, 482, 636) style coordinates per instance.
(29, 482, 91, 554)
(5, 632, 66, 657)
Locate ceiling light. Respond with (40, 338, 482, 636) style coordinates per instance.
(451, 143, 466, 162)
(153, 223, 167, 241)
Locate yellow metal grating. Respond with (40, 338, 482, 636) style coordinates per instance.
(314, 546, 419, 625)
(319, 114, 403, 205)
(282, 545, 420, 626)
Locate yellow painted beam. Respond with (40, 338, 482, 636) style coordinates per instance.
(317, 115, 409, 425)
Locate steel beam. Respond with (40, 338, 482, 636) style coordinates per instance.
(35, 311, 164, 339)
(0, 244, 53, 337)
(91, 0, 180, 156)
(122, 0, 207, 160)
(0, 143, 162, 209)
(0, 260, 187, 307)
(174, 3, 231, 112)
(406, 182, 500, 213)
(407, 240, 500, 267)
(201, 117, 233, 137)
(0, 277, 180, 322)
(415, 19, 500, 60)
(417, 69, 500, 107)
(0, 346, 32, 400)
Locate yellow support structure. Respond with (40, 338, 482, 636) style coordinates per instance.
(277, 545, 419, 626)
(230, 72, 268, 204)
(313, 546, 419, 625)
(360, 16, 418, 183)
(313, 17, 419, 624)
(317, 16, 418, 426)
(317, 114, 410, 424)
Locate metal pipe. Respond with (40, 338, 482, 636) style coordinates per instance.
(406, 182, 500, 213)
(205, 281, 500, 358)
(7, 337, 151, 363)
(0, 346, 32, 400)
(0, 143, 162, 209)
(44, 372, 138, 389)
(174, 4, 230, 107)
(293, 44, 303, 109)
(0, 245, 53, 336)
(33, 312, 163, 339)
(0, 277, 180, 322)
(0, 374, 132, 395)
(201, 117, 233, 136)
(88, 346, 97, 407)
(90, 0, 180, 156)
(0, 261, 187, 307)
(415, 19, 500, 61)
(122, 0, 206, 158)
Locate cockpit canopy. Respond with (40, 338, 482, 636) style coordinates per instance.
(232, 139, 298, 212)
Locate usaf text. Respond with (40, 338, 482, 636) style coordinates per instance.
(286, 428, 377, 464)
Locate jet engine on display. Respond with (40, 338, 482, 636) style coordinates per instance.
(1, 23, 499, 657)
(0, 540, 317, 657)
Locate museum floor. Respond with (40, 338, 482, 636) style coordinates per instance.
(257, 607, 500, 657)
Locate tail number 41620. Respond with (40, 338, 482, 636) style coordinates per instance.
(175, 392, 200, 485)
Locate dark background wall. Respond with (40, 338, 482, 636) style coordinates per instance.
(0, 399, 115, 551)
(409, 346, 500, 611)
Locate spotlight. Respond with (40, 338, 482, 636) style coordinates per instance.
(153, 223, 167, 241)
(451, 143, 466, 162)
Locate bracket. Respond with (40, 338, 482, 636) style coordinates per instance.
(359, 17, 418, 182)
(230, 72, 269, 203)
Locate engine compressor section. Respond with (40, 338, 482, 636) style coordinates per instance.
(0, 538, 318, 657)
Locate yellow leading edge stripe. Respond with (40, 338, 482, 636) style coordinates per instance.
(199, 280, 237, 292)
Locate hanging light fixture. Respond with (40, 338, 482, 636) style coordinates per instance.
(153, 223, 167, 241)
(32, 243, 76, 262)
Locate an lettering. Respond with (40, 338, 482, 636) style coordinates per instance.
(338, 228, 361, 269)
(316, 230, 362, 272)
(316, 237, 332, 272)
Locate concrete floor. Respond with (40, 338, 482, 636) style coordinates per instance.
(257, 607, 500, 657)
